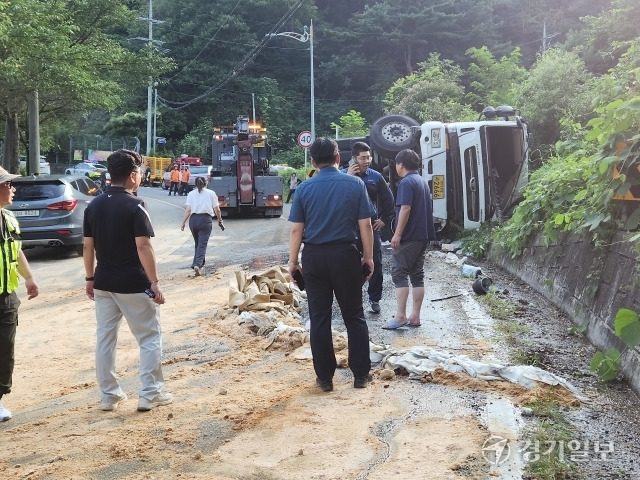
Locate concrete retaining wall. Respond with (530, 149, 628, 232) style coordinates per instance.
(491, 231, 640, 396)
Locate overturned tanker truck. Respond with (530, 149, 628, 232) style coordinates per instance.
(337, 105, 530, 232)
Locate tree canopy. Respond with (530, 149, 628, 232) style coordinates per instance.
(0, 0, 635, 170)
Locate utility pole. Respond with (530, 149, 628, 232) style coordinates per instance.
(252, 93, 256, 124)
(136, 1, 164, 156)
(266, 19, 315, 143)
(153, 82, 158, 156)
(28, 91, 41, 175)
(146, 0, 154, 157)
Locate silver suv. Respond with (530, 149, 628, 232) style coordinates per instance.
(7, 175, 101, 255)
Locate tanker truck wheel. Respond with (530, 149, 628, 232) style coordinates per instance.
(369, 114, 420, 160)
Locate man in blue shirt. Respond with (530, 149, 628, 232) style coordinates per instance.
(342, 142, 394, 314)
(383, 149, 436, 330)
(288, 137, 374, 391)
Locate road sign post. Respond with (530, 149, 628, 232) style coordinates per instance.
(297, 131, 312, 148)
(297, 131, 312, 176)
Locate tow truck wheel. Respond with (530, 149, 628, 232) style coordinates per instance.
(369, 114, 420, 160)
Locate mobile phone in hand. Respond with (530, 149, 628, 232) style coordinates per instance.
(361, 264, 371, 285)
(144, 288, 156, 298)
(292, 270, 305, 291)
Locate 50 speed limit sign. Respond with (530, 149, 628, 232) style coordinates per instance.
(297, 131, 312, 149)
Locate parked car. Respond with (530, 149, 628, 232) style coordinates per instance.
(271, 164, 294, 173)
(7, 175, 101, 255)
(162, 165, 210, 192)
(19, 156, 51, 175)
(64, 162, 107, 179)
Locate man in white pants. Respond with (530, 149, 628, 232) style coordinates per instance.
(83, 149, 172, 412)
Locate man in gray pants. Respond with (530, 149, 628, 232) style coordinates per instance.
(83, 149, 172, 412)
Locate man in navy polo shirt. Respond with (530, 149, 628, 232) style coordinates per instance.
(83, 149, 172, 412)
(383, 149, 436, 330)
(342, 141, 394, 314)
(288, 137, 375, 391)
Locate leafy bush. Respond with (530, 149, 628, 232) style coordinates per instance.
(459, 222, 494, 259)
(495, 88, 640, 257)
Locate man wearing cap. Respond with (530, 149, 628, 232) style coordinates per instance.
(0, 167, 39, 421)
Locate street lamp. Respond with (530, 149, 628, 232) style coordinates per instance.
(268, 19, 315, 143)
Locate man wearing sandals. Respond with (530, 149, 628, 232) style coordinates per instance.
(382, 149, 436, 330)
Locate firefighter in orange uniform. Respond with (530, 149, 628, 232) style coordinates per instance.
(179, 166, 190, 196)
(169, 165, 180, 196)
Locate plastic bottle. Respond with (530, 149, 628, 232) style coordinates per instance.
(461, 264, 482, 278)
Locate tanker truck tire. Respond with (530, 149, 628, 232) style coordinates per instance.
(369, 114, 420, 160)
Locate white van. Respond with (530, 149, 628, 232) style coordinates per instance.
(19, 156, 51, 175)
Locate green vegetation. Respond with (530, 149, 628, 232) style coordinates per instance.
(523, 391, 578, 480)
(330, 110, 369, 139)
(477, 291, 520, 320)
(494, 37, 640, 258)
(459, 223, 495, 259)
(590, 308, 640, 381)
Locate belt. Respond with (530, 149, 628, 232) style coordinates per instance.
(305, 241, 356, 246)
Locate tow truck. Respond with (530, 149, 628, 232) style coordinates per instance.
(209, 116, 283, 217)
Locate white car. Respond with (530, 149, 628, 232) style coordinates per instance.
(19, 156, 51, 175)
(65, 162, 107, 179)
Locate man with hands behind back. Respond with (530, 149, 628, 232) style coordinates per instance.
(288, 137, 375, 392)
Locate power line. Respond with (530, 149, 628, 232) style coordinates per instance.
(158, 0, 306, 110)
(166, 0, 242, 81)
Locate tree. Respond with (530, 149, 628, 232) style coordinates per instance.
(579, 0, 640, 74)
(383, 54, 475, 123)
(0, 0, 172, 171)
(349, 0, 500, 76)
(330, 110, 368, 138)
(137, 0, 320, 155)
(465, 47, 526, 110)
(514, 48, 593, 157)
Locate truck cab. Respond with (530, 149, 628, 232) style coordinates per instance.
(417, 108, 529, 229)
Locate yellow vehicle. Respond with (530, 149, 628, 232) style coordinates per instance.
(143, 156, 172, 186)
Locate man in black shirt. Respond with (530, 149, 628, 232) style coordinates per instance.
(342, 142, 394, 314)
(83, 149, 171, 412)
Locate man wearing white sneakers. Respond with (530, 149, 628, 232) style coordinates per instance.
(83, 149, 172, 412)
(0, 167, 40, 421)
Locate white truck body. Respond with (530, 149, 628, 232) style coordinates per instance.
(345, 108, 529, 232)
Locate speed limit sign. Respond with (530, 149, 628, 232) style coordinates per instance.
(297, 131, 312, 149)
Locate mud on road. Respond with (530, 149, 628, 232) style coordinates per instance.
(2, 217, 640, 479)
